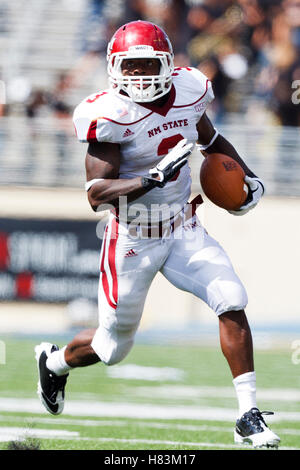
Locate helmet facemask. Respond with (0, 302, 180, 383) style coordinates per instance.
(107, 45, 174, 103)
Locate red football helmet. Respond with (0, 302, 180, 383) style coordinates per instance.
(107, 20, 174, 102)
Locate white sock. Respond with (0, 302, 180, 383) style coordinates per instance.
(46, 346, 73, 376)
(233, 371, 257, 418)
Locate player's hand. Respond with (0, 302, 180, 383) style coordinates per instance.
(228, 176, 265, 216)
(142, 139, 193, 189)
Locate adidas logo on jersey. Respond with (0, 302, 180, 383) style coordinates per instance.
(124, 249, 138, 258)
(123, 128, 134, 138)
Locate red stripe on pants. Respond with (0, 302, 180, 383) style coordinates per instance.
(100, 220, 119, 310)
(108, 217, 119, 306)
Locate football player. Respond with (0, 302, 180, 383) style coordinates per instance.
(35, 20, 280, 448)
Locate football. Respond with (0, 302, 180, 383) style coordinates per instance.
(200, 153, 248, 210)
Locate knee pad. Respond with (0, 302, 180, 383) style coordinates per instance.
(215, 278, 248, 316)
(91, 324, 135, 366)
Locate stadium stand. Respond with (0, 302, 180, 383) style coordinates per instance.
(0, 0, 299, 194)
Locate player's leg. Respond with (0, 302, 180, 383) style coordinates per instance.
(161, 216, 280, 447)
(218, 309, 254, 378)
(35, 216, 162, 413)
(219, 311, 279, 447)
(35, 329, 100, 415)
(64, 328, 100, 367)
(34, 329, 111, 415)
(161, 218, 249, 318)
(161, 216, 253, 379)
(162, 221, 253, 378)
(90, 231, 161, 366)
(45, 308, 253, 372)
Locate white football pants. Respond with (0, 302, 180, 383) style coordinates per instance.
(91, 210, 248, 365)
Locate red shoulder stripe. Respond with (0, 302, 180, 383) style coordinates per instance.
(87, 120, 98, 142)
(91, 111, 153, 128)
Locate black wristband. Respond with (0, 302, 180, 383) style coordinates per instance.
(141, 176, 158, 190)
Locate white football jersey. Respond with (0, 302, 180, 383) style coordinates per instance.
(73, 67, 214, 222)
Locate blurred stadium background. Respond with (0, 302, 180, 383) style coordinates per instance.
(0, 0, 300, 346)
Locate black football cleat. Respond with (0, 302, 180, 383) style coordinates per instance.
(35, 342, 68, 415)
(234, 407, 280, 448)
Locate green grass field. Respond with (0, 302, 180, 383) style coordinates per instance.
(0, 336, 300, 451)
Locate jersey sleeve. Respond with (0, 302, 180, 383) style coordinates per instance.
(173, 67, 215, 118)
(73, 93, 114, 143)
(189, 67, 214, 105)
(205, 78, 214, 104)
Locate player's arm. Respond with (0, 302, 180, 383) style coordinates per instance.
(85, 142, 150, 211)
(86, 140, 192, 211)
(196, 113, 256, 177)
(196, 113, 264, 215)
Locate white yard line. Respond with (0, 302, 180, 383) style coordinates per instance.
(0, 426, 79, 442)
(56, 436, 299, 450)
(65, 385, 300, 403)
(1, 415, 299, 437)
(106, 364, 185, 381)
(0, 414, 298, 449)
(0, 428, 296, 450)
(131, 385, 300, 402)
(4, 384, 299, 404)
(0, 398, 244, 421)
(0, 397, 300, 423)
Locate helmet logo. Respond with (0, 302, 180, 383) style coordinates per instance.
(128, 45, 154, 52)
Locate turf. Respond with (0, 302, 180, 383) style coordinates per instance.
(0, 336, 299, 451)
